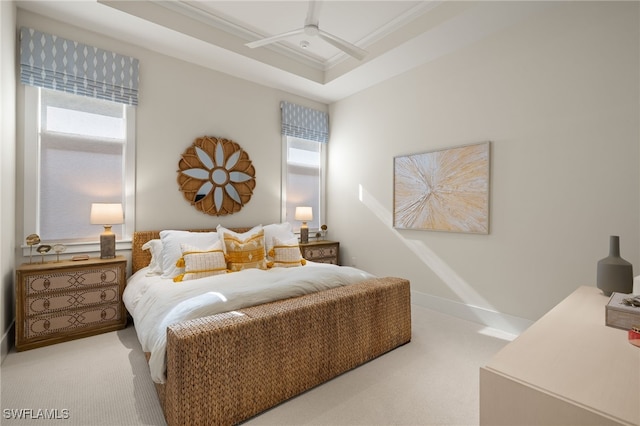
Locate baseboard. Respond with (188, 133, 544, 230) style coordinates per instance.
(411, 290, 533, 337)
(1, 320, 14, 365)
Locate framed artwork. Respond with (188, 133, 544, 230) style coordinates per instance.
(393, 141, 490, 234)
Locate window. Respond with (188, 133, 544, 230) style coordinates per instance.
(282, 136, 326, 232)
(23, 86, 135, 252)
(280, 101, 329, 235)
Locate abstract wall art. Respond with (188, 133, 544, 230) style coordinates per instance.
(393, 141, 490, 234)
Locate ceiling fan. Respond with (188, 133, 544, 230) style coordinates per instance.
(245, 0, 368, 60)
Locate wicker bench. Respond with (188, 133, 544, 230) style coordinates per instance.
(131, 230, 412, 425)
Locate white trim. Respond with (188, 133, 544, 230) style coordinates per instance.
(123, 105, 136, 242)
(23, 85, 40, 237)
(411, 289, 533, 336)
(280, 134, 287, 222)
(319, 139, 327, 228)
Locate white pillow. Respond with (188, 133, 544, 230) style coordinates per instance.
(141, 239, 164, 276)
(263, 222, 296, 255)
(159, 230, 219, 279)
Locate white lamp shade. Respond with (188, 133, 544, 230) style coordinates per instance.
(295, 206, 313, 222)
(90, 203, 124, 225)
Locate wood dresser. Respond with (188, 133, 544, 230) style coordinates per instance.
(480, 286, 640, 426)
(15, 256, 127, 351)
(299, 240, 339, 264)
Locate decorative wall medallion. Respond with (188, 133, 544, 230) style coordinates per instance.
(177, 136, 256, 216)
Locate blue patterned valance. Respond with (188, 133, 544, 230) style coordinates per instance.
(20, 27, 139, 105)
(281, 101, 329, 143)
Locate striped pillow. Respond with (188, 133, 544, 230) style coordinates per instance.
(221, 229, 268, 271)
(268, 237, 306, 268)
(173, 242, 228, 282)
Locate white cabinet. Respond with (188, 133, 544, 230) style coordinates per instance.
(480, 286, 640, 426)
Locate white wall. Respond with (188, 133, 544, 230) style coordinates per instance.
(1, 1, 16, 361)
(134, 51, 301, 231)
(328, 1, 639, 331)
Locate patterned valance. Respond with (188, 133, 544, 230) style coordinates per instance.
(281, 101, 329, 143)
(19, 27, 139, 105)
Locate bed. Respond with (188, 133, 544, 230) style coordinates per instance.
(125, 225, 412, 425)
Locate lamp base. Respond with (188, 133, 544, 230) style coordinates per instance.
(100, 232, 116, 259)
(300, 227, 309, 244)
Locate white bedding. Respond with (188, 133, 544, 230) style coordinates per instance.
(124, 262, 375, 383)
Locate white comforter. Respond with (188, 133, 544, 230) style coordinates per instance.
(124, 262, 375, 383)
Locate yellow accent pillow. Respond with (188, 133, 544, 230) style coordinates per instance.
(221, 229, 268, 271)
(268, 237, 306, 268)
(173, 242, 228, 282)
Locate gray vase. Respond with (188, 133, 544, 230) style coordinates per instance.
(597, 235, 633, 296)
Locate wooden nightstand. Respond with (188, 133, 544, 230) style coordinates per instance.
(15, 256, 127, 351)
(299, 240, 339, 265)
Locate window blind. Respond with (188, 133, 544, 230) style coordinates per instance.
(281, 101, 329, 143)
(19, 27, 139, 106)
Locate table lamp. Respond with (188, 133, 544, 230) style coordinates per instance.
(295, 206, 313, 244)
(90, 203, 123, 259)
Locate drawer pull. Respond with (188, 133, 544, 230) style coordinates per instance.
(100, 272, 107, 282)
(43, 279, 50, 289)
(43, 319, 50, 330)
(43, 299, 50, 310)
(100, 310, 107, 320)
(100, 291, 107, 301)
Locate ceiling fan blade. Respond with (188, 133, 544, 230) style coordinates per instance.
(317, 30, 368, 60)
(245, 28, 305, 49)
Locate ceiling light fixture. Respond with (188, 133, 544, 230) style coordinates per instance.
(245, 0, 367, 60)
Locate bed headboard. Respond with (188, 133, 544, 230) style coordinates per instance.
(131, 228, 252, 274)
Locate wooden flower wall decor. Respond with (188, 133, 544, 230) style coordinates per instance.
(177, 136, 256, 216)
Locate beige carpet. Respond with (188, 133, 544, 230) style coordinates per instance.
(0, 304, 511, 426)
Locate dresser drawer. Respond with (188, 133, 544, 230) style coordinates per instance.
(299, 241, 340, 265)
(25, 267, 120, 295)
(24, 303, 122, 339)
(303, 245, 338, 260)
(26, 285, 120, 316)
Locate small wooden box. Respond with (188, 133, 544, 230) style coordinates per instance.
(605, 292, 640, 330)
